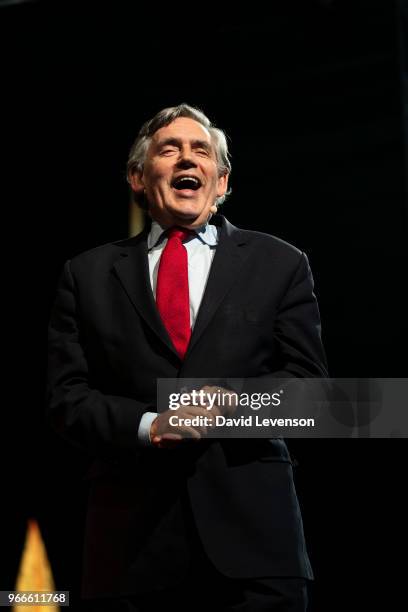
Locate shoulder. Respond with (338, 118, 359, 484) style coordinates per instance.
(219, 215, 305, 268)
(66, 233, 144, 274)
(238, 227, 301, 256)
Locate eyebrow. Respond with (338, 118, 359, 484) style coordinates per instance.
(156, 137, 212, 152)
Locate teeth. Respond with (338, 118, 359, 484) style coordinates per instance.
(176, 176, 199, 185)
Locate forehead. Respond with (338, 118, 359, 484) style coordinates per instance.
(151, 117, 213, 146)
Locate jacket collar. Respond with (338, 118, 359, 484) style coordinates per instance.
(148, 219, 219, 249)
(113, 214, 250, 361)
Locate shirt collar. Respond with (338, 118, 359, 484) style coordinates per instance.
(148, 219, 219, 250)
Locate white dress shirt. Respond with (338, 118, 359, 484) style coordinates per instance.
(138, 220, 219, 443)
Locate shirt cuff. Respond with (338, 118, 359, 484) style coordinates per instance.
(138, 411, 158, 445)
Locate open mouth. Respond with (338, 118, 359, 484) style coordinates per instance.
(171, 175, 202, 191)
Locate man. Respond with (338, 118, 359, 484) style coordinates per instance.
(47, 104, 328, 611)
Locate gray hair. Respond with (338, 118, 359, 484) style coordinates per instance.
(127, 103, 231, 209)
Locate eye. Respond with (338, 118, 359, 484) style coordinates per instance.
(196, 149, 210, 156)
(160, 148, 177, 156)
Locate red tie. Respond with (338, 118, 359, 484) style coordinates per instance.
(156, 227, 192, 359)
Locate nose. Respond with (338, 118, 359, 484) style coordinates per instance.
(176, 148, 197, 169)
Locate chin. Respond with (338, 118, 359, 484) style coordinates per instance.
(172, 204, 203, 219)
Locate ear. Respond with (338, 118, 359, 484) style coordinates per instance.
(129, 170, 145, 197)
(217, 173, 229, 198)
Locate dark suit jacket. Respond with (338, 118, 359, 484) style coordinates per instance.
(47, 214, 328, 599)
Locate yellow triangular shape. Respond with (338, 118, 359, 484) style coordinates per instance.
(14, 519, 59, 612)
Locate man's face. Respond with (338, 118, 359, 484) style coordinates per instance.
(130, 117, 229, 228)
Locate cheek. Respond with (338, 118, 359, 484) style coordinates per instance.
(144, 164, 168, 186)
(146, 177, 169, 196)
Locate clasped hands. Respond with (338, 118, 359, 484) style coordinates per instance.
(150, 385, 237, 449)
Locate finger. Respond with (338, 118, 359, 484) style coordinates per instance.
(206, 415, 217, 427)
(194, 426, 207, 437)
(161, 433, 183, 441)
(184, 406, 213, 418)
(200, 385, 218, 394)
(155, 433, 183, 449)
(183, 426, 201, 440)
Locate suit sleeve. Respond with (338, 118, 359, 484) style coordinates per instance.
(243, 250, 328, 400)
(235, 252, 329, 463)
(47, 260, 153, 459)
(272, 250, 328, 378)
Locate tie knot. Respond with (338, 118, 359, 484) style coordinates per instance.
(167, 227, 194, 243)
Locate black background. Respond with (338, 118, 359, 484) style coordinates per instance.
(1, 0, 407, 610)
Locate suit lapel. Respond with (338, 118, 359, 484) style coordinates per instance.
(185, 216, 249, 357)
(112, 215, 249, 361)
(112, 227, 179, 357)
